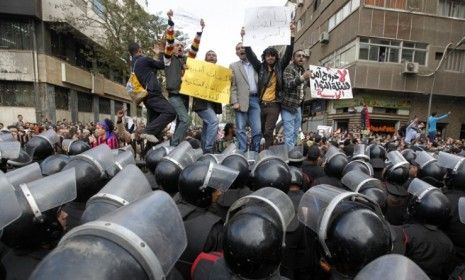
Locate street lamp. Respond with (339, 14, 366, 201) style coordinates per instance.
(418, 37, 465, 131)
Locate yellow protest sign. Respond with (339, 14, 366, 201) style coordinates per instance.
(180, 58, 232, 104)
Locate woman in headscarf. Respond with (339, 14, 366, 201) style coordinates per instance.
(89, 118, 119, 149)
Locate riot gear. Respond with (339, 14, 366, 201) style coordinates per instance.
(343, 159, 374, 177)
(221, 153, 249, 189)
(414, 151, 446, 188)
(4, 162, 42, 187)
(40, 154, 71, 176)
(367, 144, 387, 170)
(24, 129, 60, 162)
(30, 191, 187, 280)
(401, 149, 416, 165)
(437, 151, 465, 189)
(81, 164, 152, 223)
(62, 139, 91, 156)
(407, 178, 451, 226)
(342, 170, 387, 212)
(298, 185, 392, 277)
(1, 168, 76, 249)
(323, 146, 348, 179)
(288, 146, 305, 167)
(352, 144, 370, 161)
(178, 161, 238, 208)
(145, 141, 174, 173)
(251, 148, 291, 192)
(7, 148, 32, 167)
(383, 151, 409, 185)
(155, 141, 203, 195)
(223, 188, 294, 279)
(354, 254, 430, 280)
(111, 149, 135, 174)
(0, 141, 21, 161)
(289, 166, 304, 188)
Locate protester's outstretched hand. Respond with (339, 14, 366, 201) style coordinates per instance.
(290, 21, 296, 36)
(302, 70, 312, 80)
(117, 110, 124, 120)
(200, 18, 205, 31)
(152, 44, 161, 56)
(167, 9, 173, 20)
(240, 27, 245, 38)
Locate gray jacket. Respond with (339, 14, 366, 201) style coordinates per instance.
(229, 60, 258, 112)
(165, 55, 185, 96)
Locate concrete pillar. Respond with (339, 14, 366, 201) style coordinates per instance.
(69, 89, 78, 123)
(110, 99, 116, 119)
(35, 83, 56, 123)
(92, 95, 99, 122)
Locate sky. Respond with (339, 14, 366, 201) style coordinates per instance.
(148, 0, 288, 67)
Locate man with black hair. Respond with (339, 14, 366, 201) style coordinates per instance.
(427, 111, 450, 142)
(302, 144, 325, 188)
(127, 39, 175, 144)
(242, 23, 295, 149)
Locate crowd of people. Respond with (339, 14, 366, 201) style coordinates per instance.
(1, 7, 465, 280)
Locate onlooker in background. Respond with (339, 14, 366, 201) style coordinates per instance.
(89, 119, 119, 149)
(405, 117, 424, 145)
(216, 123, 236, 153)
(230, 42, 261, 152)
(14, 114, 24, 128)
(427, 111, 450, 142)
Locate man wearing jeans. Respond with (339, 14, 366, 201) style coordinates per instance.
(282, 50, 311, 150)
(164, 10, 205, 146)
(230, 42, 261, 152)
(193, 50, 222, 153)
(427, 111, 450, 142)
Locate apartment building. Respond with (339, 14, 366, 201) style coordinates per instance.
(293, 0, 465, 138)
(0, 0, 145, 126)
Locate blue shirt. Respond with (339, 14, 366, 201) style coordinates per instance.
(427, 114, 448, 133)
(242, 61, 258, 94)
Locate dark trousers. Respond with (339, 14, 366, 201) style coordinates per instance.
(261, 102, 281, 149)
(143, 94, 176, 137)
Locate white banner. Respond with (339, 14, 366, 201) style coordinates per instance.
(309, 65, 353, 100)
(243, 6, 293, 47)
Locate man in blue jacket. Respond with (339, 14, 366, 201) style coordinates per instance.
(427, 111, 450, 142)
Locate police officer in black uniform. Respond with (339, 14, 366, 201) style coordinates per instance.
(61, 138, 91, 156)
(367, 143, 387, 180)
(302, 144, 325, 188)
(402, 178, 454, 280)
(39, 154, 70, 176)
(175, 161, 238, 278)
(313, 145, 347, 188)
(414, 150, 446, 188)
(250, 148, 292, 192)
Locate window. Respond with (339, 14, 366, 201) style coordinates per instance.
(0, 82, 35, 107)
(78, 93, 93, 112)
(445, 50, 465, 72)
(358, 37, 427, 65)
(55, 86, 69, 110)
(328, 0, 360, 31)
(99, 98, 111, 114)
(364, 0, 406, 9)
(115, 101, 124, 112)
(460, 124, 465, 139)
(92, 0, 106, 19)
(321, 40, 357, 68)
(0, 18, 33, 50)
(50, 29, 68, 61)
(438, 0, 465, 19)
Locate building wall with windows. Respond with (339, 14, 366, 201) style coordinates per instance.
(0, 0, 137, 126)
(294, 0, 465, 138)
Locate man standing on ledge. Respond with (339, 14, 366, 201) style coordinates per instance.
(427, 111, 450, 142)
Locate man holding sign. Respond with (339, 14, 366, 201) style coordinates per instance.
(241, 16, 295, 149)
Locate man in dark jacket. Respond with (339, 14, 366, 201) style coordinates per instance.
(242, 23, 295, 149)
(128, 42, 175, 143)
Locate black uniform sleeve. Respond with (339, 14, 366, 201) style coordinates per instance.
(203, 222, 224, 252)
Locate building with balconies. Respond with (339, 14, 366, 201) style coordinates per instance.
(0, 0, 145, 126)
(294, 0, 465, 139)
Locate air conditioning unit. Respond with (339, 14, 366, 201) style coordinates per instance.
(402, 61, 419, 74)
(319, 32, 329, 44)
(297, 0, 304, 7)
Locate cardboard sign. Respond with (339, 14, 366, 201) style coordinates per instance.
(309, 65, 353, 100)
(180, 58, 232, 104)
(243, 6, 293, 47)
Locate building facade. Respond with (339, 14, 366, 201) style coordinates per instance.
(294, 0, 465, 138)
(0, 0, 144, 126)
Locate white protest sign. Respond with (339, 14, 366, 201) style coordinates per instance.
(243, 6, 293, 47)
(317, 125, 333, 137)
(309, 65, 353, 100)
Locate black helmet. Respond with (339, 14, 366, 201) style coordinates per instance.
(221, 154, 249, 189)
(341, 170, 387, 212)
(251, 153, 291, 192)
(145, 144, 173, 174)
(24, 129, 60, 162)
(289, 166, 303, 188)
(324, 146, 348, 179)
(383, 151, 409, 185)
(355, 254, 430, 280)
(224, 188, 294, 279)
(1, 169, 76, 249)
(368, 144, 387, 170)
(288, 146, 305, 167)
(414, 151, 445, 188)
(62, 139, 91, 156)
(352, 144, 370, 162)
(298, 185, 391, 277)
(437, 151, 465, 190)
(407, 178, 451, 226)
(40, 154, 71, 176)
(7, 148, 33, 167)
(154, 142, 203, 195)
(401, 149, 416, 165)
(343, 160, 374, 177)
(178, 162, 238, 208)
